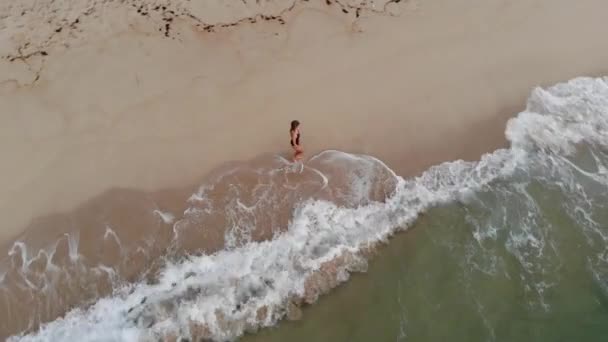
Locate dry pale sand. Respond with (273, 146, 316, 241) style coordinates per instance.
(1, 0, 608, 245)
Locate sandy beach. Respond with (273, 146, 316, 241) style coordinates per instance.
(1, 0, 608, 339)
(1, 0, 606, 244)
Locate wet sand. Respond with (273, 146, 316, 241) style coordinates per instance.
(1, 0, 608, 338)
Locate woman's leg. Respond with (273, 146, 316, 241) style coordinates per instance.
(293, 146, 303, 162)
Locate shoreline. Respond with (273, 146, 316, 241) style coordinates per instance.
(2, 0, 607, 246)
(0, 109, 510, 252)
(9, 73, 608, 339)
(2, 0, 608, 337)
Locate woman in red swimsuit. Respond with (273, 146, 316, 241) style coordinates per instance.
(290, 120, 303, 162)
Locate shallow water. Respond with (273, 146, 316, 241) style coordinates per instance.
(4, 77, 608, 341)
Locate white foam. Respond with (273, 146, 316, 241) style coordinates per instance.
(8, 241, 28, 271)
(10, 77, 608, 341)
(103, 226, 122, 246)
(153, 210, 175, 224)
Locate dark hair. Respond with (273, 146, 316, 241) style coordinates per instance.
(290, 120, 300, 131)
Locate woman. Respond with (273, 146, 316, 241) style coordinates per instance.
(290, 120, 303, 162)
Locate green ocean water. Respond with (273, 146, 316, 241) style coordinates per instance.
(246, 174, 608, 342)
